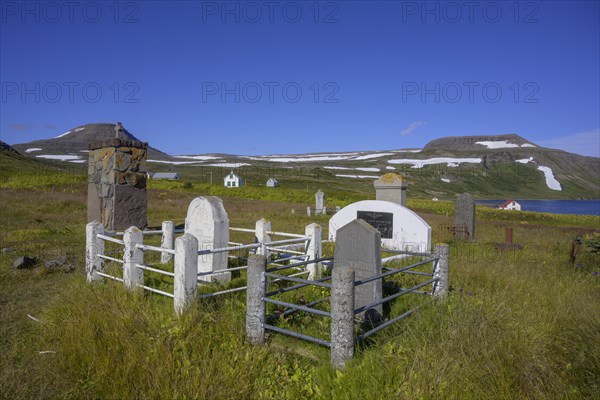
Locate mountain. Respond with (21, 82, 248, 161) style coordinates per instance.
(1, 140, 20, 155)
(11, 123, 172, 162)
(422, 134, 537, 151)
(11, 127, 600, 199)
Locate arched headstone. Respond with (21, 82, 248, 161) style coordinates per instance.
(185, 196, 230, 283)
(329, 200, 431, 253)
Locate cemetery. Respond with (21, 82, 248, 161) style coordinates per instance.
(2, 153, 599, 398)
(85, 163, 449, 366)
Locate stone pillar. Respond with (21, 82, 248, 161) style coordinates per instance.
(432, 244, 449, 298)
(334, 219, 382, 324)
(87, 132, 148, 231)
(374, 173, 408, 207)
(246, 255, 267, 345)
(123, 226, 144, 290)
(307, 207, 312, 217)
(174, 234, 199, 315)
(305, 223, 322, 280)
(86, 221, 104, 283)
(161, 221, 175, 264)
(315, 190, 325, 214)
(454, 193, 475, 240)
(330, 266, 355, 368)
(255, 219, 272, 259)
(185, 196, 230, 283)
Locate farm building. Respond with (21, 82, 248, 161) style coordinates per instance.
(224, 170, 244, 188)
(151, 172, 180, 180)
(498, 200, 521, 211)
(266, 178, 279, 187)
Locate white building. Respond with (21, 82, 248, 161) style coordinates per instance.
(224, 170, 244, 188)
(498, 200, 521, 211)
(266, 178, 279, 187)
(151, 172, 180, 180)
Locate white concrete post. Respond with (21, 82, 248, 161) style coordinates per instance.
(123, 226, 144, 291)
(307, 207, 311, 217)
(86, 221, 104, 283)
(174, 234, 198, 315)
(305, 223, 322, 280)
(331, 267, 355, 368)
(432, 243, 450, 298)
(161, 221, 175, 264)
(255, 218, 272, 259)
(246, 255, 267, 345)
(323, 206, 327, 215)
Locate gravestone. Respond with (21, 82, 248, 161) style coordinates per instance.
(454, 193, 475, 240)
(329, 200, 431, 253)
(185, 196, 230, 283)
(315, 190, 325, 215)
(87, 123, 147, 230)
(374, 173, 408, 206)
(334, 219, 382, 323)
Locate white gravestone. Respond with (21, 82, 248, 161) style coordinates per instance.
(329, 200, 431, 253)
(185, 196, 230, 283)
(315, 190, 325, 215)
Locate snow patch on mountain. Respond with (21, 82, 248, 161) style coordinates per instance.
(36, 154, 82, 161)
(387, 157, 482, 168)
(335, 174, 379, 179)
(476, 140, 537, 149)
(353, 153, 394, 160)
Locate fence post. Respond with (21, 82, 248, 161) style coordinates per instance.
(86, 221, 104, 283)
(123, 226, 144, 291)
(432, 243, 450, 298)
(255, 219, 271, 259)
(161, 221, 175, 264)
(305, 223, 322, 280)
(246, 254, 267, 345)
(174, 234, 198, 315)
(330, 266, 355, 369)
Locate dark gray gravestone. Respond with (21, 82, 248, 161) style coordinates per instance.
(454, 193, 475, 240)
(334, 219, 382, 323)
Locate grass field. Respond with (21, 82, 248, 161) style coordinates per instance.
(1, 163, 599, 399)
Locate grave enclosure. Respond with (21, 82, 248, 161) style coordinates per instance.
(86, 171, 449, 367)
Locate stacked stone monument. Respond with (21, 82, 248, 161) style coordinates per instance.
(87, 122, 148, 230)
(373, 173, 407, 206)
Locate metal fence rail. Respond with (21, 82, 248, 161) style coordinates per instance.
(262, 323, 331, 348)
(247, 243, 450, 369)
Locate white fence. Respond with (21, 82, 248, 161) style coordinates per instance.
(86, 219, 324, 315)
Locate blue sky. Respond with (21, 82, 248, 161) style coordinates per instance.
(1, 1, 599, 156)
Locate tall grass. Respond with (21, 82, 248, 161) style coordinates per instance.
(2, 165, 599, 399)
(9, 230, 595, 399)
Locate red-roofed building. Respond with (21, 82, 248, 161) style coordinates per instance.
(497, 200, 521, 211)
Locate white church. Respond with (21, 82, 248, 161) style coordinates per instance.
(224, 170, 244, 188)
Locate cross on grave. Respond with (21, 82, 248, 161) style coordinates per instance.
(348, 230, 359, 252)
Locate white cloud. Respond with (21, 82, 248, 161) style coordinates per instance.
(400, 121, 426, 136)
(537, 129, 600, 158)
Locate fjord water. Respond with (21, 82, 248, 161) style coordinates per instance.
(476, 200, 600, 216)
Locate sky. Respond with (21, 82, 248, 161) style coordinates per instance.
(1, 1, 599, 157)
